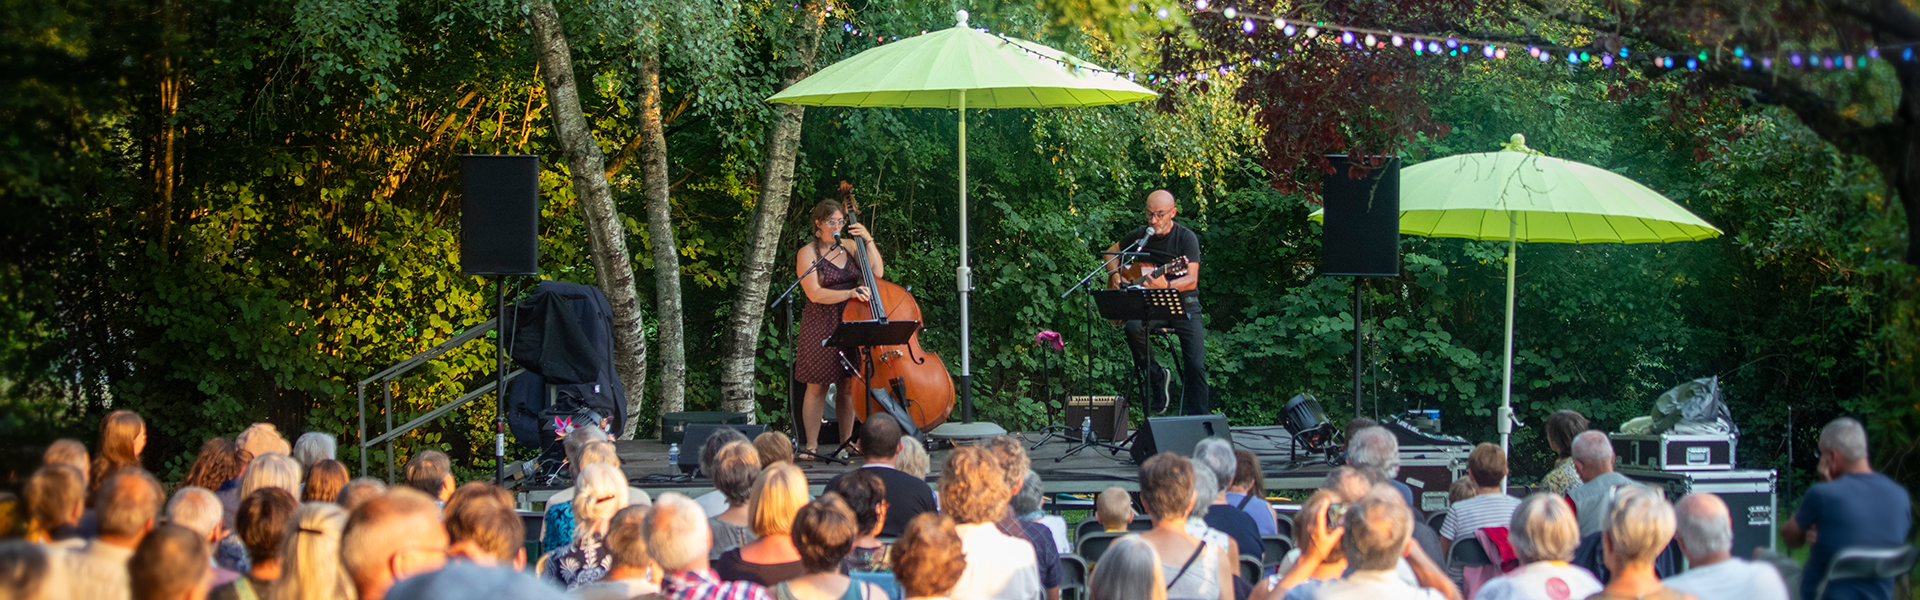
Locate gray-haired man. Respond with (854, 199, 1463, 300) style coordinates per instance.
(1664, 493, 1788, 600)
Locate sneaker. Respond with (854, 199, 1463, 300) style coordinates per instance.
(1150, 366, 1173, 414)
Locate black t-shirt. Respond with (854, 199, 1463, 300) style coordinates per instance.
(825, 465, 938, 538)
(1121, 222, 1202, 305)
(1203, 507, 1264, 562)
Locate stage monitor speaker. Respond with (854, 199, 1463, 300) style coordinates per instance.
(1129, 415, 1231, 464)
(1320, 155, 1401, 277)
(1065, 395, 1129, 442)
(461, 155, 541, 276)
(678, 423, 768, 474)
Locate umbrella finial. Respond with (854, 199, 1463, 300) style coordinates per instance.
(956, 9, 969, 27)
(1501, 133, 1545, 155)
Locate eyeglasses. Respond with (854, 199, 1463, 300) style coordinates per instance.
(822, 218, 845, 226)
(1145, 209, 1174, 220)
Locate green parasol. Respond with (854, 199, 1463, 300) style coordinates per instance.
(1312, 134, 1722, 467)
(769, 10, 1156, 439)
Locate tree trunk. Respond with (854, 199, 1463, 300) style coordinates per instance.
(151, 0, 183, 256)
(638, 46, 687, 425)
(716, 6, 828, 419)
(527, 0, 652, 438)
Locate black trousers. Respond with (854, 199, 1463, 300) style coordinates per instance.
(1124, 314, 1210, 415)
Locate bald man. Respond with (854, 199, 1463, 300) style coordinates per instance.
(1665, 493, 1789, 600)
(1103, 189, 1210, 415)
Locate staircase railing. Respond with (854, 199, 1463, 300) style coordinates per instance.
(356, 317, 524, 483)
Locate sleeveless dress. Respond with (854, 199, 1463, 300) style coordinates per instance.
(1163, 543, 1223, 600)
(796, 248, 860, 385)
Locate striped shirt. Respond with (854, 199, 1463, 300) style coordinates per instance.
(1438, 493, 1521, 542)
(664, 568, 771, 600)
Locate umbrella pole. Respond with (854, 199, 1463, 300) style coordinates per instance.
(1499, 213, 1517, 493)
(958, 92, 972, 423)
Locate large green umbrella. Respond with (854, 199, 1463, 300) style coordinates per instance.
(769, 11, 1156, 439)
(1312, 134, 1721, 465)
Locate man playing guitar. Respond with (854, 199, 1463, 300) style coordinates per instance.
(1104, 189, 1210, 415)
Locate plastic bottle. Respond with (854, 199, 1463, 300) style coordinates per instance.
(1081, 416, 1093, 442)
(667, 443, 680, 467)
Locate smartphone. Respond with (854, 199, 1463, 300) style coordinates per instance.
(1325, 502, 1348, 530)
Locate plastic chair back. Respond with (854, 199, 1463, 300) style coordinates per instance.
(1274, 513, 1293, 541)
(1448, 535, 1493, 568)
(1239, 555, 1262, 584)
(1260, 535, 1293, 566)
(1817, 545, 1918, 600)
(1078, 531, 1127, 566)
(1426, 509, 1448, 532)
(1060, 554, 1090, 600)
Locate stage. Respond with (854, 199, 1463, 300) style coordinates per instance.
(588, 425, 1340, 500)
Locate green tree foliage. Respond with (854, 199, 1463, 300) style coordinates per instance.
(0, 0, 1912, 507)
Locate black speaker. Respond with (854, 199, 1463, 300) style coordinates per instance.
(677, 423, 768, 474)
(1320, 155, 1401, 277)
(461, 155, 541, 276)
(1129, 415, 1231, 464)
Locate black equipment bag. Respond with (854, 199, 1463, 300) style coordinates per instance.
(505, 281, 627, 446)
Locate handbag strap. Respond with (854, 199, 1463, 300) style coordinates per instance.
(1235, 493, 1254, 511)
(1168, 543, 1207, 590)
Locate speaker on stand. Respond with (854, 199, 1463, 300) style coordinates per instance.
(1320, 156, 1400, 417)
(462, 154, 541, 485)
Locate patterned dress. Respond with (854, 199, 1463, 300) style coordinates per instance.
(1542, 457, 1581, 495)
(542, 532, 613, 590)
(796, 248, 861, 385)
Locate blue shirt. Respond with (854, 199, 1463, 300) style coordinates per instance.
(1225, 492, 1279, 536)
(1795, 472, 1912, 600)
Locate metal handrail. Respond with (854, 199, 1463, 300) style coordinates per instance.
(357, 317, 506, 482)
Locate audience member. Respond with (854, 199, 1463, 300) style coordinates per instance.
(276, 502, 354, 600)
(0, 541, 59, 600)
(25, 465, 86, 547)
(235, 423, 292, 461)
(985, 435, 1061, 600)
(1013, 471, 1070, 555)
(1593, 486, 1683, 600)
(774, 494, 888, 600)
(1193, 437, 1262, 562)
(180, 437, 249, 528)
(826, 414, 937, 538)
(1312, 484, 1460, 600)
(1664, 493, 1788, 600)
(402, 450, 453, 503)
(546, 438, 653, 557)
(828, 468, 891, 573)
(68, 468, 161, 600)
(1252, 490, 1347, 600)
(716, 462, 810, 586)
(335, 478, 386, 511)
(240, 452, 301, 503)
(303, 459, 348, 504)
(895, 439, 930, 480)
(697, 428, 753, 516)
(1472, 493, 1601, 600)
(542, 463, 628, 589)
(544, 424, 611, 558)
(1438, 444, 1521, 560)
(1226, 448, 1277, 536)
(574, 504, 661, 600)
(892, 513, 965, 600)
(128, 524, 211, 600)
(1183, 459, 1239, 561)
(442, 482, 526, 569)
(291, 432, 337, 472)
(1783, 417, 1911, 600)
(89, 410, 147, 502)
(1095, 486, 1134, 532)
(1540, 410, 1588, 495)
(709, 440, 762, 559)
(43, 438, 90, 483)
(1568, 430, 1636, 538)
(1135, 452, 1232, 600)
(1446, 477, 1475, 506)
(1270, 467, 1422, 587)
(164, 486, 238, 586)
(384, 561, 567, 600)
(1088, 534, 1166, 600)
(646, 493, 771, 600)
(209, 488, 297, 600)
(755, 431, 795, 468)
(1347, 426, 1414, 509)
(939, 445, 1040, 600)
(341, 488, 449, 600)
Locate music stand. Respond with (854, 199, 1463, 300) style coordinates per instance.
(1054, 289, 1190, 459)
(825, 320, 928, 444)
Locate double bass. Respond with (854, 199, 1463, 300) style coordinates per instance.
(836, 183, 956, 431)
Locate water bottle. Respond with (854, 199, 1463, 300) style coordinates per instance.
(1081, 416, 1093, 442)
(667, 443, 680, 468)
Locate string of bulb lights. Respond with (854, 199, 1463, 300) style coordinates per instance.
(806, 2, 1920, 87)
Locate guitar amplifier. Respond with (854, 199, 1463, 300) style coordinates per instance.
(1065, 395, 1128, 442)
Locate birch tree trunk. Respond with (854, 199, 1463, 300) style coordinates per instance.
(716, 7, 827, 418)
(637, 46, 687, 424)
(527, 0, 652, 438)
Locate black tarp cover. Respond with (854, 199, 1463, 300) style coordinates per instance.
(505, 281, 627, 444)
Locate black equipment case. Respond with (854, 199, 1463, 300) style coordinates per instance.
(1621, 468, 1778, 559)
(1612, 433, 1736, 471)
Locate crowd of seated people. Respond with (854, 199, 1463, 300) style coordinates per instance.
(0, 408, 1908, 600)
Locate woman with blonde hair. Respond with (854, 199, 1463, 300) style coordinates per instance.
(540, 463, 628, 589)
(896, 440, 930, 480)
(715, 462, 811, 586)
(89, 410, 146, 501)
(272, 503, 354, 600)
(242, 453, 302, 501)
(1593, 486, 1689, 600)
(1089, 535, 1167, 600)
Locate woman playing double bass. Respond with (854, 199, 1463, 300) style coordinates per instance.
(793, 197, 885, 458)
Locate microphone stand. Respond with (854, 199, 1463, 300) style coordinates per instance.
(769, 239, 850, 466)
(1039, 237, 1149, 457)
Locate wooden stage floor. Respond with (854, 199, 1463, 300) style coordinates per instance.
(601, 425, 1341, 498)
